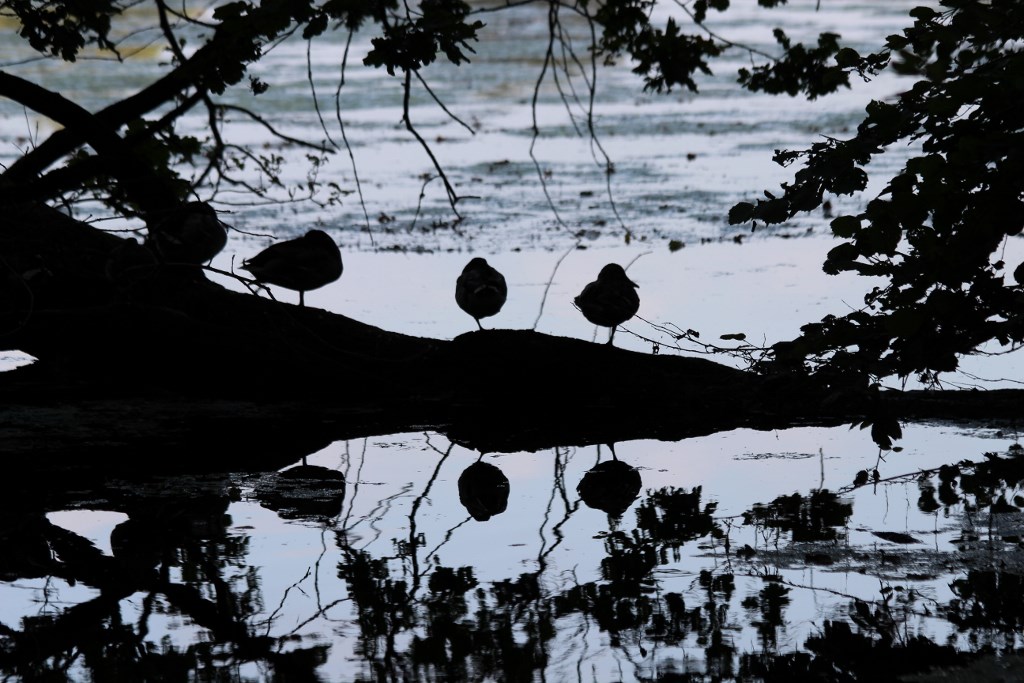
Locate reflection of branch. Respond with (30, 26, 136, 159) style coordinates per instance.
(341, 439, 369, 533)
(286, 597, 351, 635)
(263, 566, 313, 636)
(773, 574, 943, 620)
(348, 481, 413, 548)
(408, 439, 454, 593)
(537, 447, 580, 568)
(424, 517, 472, 565)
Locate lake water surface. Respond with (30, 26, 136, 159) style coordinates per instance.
(3, 1, 1024, 680)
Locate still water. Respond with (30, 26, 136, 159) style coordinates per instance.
(3, 0, 1024, 680)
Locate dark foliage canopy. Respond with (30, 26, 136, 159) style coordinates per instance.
(728, 0, 1024, 384)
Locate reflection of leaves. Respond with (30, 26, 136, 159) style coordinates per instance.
(648, 592, 690, 645)
(468, 574, 548, 679)
(949, 570, 1024, 633)
(413, 566, 478, 674)
(556, 582, 659, 644)
(551, 490, 729, 652)
(744, 490, 853, 542)
(699, 569, 735, 596)
(743, 581, 790, 650)
(428, 565, 477, 597)
(803, 619, 959, 680)
(914, 446, 1024, 516)
(404, 569, 550, 679)
(600, 531, 659, 588)
(338, 550, 414, 649)
(635, 486, 719, 548)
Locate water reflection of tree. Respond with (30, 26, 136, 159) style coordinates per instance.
(0, 481, 329, 681)
(6, 443, 1024, 681)
(331, 440, 553, 681)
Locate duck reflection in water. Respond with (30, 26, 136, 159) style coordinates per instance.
(458, 457, 510, 521)
(254, 463, 346, 521)
(242, 229, 343, 307)
(455, 257, 507, 330)
(574, 263, 640, 345)
(577, 444, 642, 518)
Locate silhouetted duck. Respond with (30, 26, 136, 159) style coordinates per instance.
(242, 229, 343, 307)
(456, 257, 507, 329)
(577, 456, 642, 517)
(574, 263, 639, 345)
(146, 201, 228, 265)
(458, 460, 510, 521)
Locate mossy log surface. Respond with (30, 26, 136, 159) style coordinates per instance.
(2, 203, 1022, 472)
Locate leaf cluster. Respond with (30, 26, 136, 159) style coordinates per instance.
(363, 0, 484, 75)
(594, 0, 722, 93)
(1, 0, 121, 61)
(592, 0, 865, 95)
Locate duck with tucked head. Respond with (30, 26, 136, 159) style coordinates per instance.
(574, 263, 639, 345)
(241, 229, 342, 307)
(456, 257, 507, 330)
(146, 201, 228, 266)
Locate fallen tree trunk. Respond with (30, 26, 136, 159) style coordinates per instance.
(2, 202, 1022, 471)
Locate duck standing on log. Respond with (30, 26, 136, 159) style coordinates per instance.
(456, 257, 507, 330)
(145, 201, 228, 266)
(574, 263, 640, 345)
(241, 229, 343, 307)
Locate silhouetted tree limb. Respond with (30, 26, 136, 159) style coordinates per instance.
(2, 203, 1023, 466)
